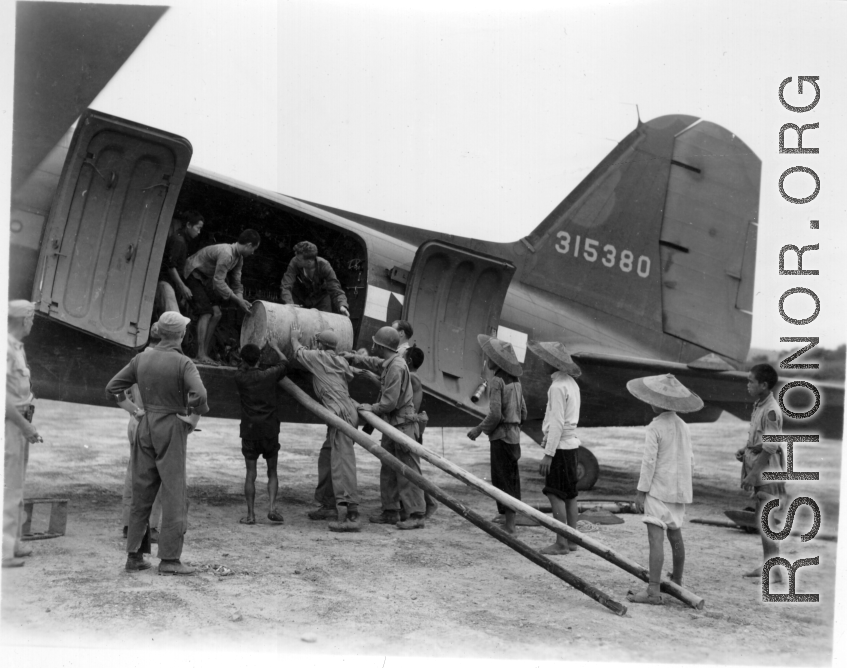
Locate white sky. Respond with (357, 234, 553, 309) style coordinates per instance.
(1, 0, 846, 355)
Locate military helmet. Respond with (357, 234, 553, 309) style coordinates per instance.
(316, 329, 339, 350)
(372, 326, 400, 352)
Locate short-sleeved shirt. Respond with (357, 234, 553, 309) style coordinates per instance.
(742, 393, 784, 489)
(235, 362, 289, 439)
(6, 333, 34, 408)
(183, 243, 244, 300)
(636, 411, 694, 504)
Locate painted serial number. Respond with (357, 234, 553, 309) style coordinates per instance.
(554, 231, 651, 278)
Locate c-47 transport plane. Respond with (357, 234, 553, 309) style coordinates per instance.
(8, 3, 841, 489)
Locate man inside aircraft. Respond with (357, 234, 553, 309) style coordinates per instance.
(183, 229, 260, 365)
(156, 210, 205, 315)
(280, 241, 350, 317)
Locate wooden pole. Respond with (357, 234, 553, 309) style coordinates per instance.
(358, 410, 705, 610)
(278, 378, 627, 617)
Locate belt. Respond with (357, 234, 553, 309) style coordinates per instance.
(144, 405, 188, 416)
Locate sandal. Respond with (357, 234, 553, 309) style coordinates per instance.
(267, 511, 285, 523)
(239, 516, 256, 525)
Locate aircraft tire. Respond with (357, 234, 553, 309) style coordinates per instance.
(576, 446, 599, 491)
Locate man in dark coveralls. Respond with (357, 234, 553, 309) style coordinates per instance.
(106, 311, 209, 575)
(280, 241, 350, 316)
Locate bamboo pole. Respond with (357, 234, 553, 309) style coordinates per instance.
(278, 378, 627, 616)
(359, 410, 705, 610)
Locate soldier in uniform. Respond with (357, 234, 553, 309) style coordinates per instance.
(344, 326, 425, 529)
(106, 311, 209, 574)
(3, 300, 41, 568)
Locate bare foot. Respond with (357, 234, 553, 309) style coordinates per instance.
(744, 566, 783, 582)
(239, 516, 256, 525)
(569, 544, 579, 552)
(539, 543, 570, 555)
(194, 356, 217, 366)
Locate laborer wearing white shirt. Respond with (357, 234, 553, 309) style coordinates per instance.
(527, 341, 583, 556)
(625, 373, 702, 605)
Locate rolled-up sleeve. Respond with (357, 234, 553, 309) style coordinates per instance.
(636, 425, 659, 493)
(183, 360, 210, 415)
(477, 377, 503, 435)
(106, 359, 138, 403)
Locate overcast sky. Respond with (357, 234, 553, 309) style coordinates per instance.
(2, 0, 845, 351)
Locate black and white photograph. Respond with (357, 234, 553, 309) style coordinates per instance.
(1, 1, 845, 666)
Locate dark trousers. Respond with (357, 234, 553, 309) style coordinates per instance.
(314, 434, 335, 508)
(127, 414, 189, 560)
(490, 439, 521, 515)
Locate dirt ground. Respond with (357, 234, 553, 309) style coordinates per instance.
(1, 399, 841, 664)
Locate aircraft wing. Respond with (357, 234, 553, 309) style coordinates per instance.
(12, 2, 168, 191)
(568, 351, 844, 440)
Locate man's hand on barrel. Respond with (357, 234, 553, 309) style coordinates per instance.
(339, 305, 350, 317)
(234, 295, 252, 315)
(290, 324, 302, 342)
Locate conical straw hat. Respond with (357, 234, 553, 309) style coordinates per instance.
(477, 334, 522, 377)
(626, 374, 704, 413)
(527, 340, 581, 376)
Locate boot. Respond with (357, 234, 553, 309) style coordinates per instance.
(396, 513, 426, 530)
(158, 559, 196, 576)
(369, 510, 400, 524)
(307, 506, 337, 521)
(328, 512, 362, 533)
(125, 552, 152, 572)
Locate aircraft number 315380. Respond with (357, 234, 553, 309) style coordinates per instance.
(554, 231, 651, 278)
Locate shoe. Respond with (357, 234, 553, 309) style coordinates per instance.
(14, 545, 33, 558)
(307, 507, 337, 521)
(158, 560, 196, 576)
(125, 553, 153, 572)
(2, 558, 25, 568)
(328, 516, 362, 532)
(424, 501, 439, 519)
(369, 510, 401, 524)
(396, 516, 425, 530)
(150, 528, 160, 544)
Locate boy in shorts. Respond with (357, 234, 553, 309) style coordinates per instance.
(625, 373, 703, 605)
(235, 341, 289, 525)
(735, 363, 785, 583)
(527, 341, 581, 552)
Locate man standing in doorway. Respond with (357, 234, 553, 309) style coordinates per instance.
(183, 229, 260, 365)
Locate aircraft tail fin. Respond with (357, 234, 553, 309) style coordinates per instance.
(519, 115, 760, 363)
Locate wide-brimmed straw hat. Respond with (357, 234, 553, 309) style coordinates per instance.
(626, 374, 704, 413)
(527, 340, 581, 376)
(477, 334, 522, 377)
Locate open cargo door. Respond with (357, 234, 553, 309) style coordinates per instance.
(33, 110, 192, 348)
(404, 240, 515, 413)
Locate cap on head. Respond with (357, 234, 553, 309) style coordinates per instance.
(156, 311, 191, 335)
(372, 326, 400, 352)
(8, 300, 36, 319)
(294, 240, 318, 259)
(316, 330, 339, 350)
